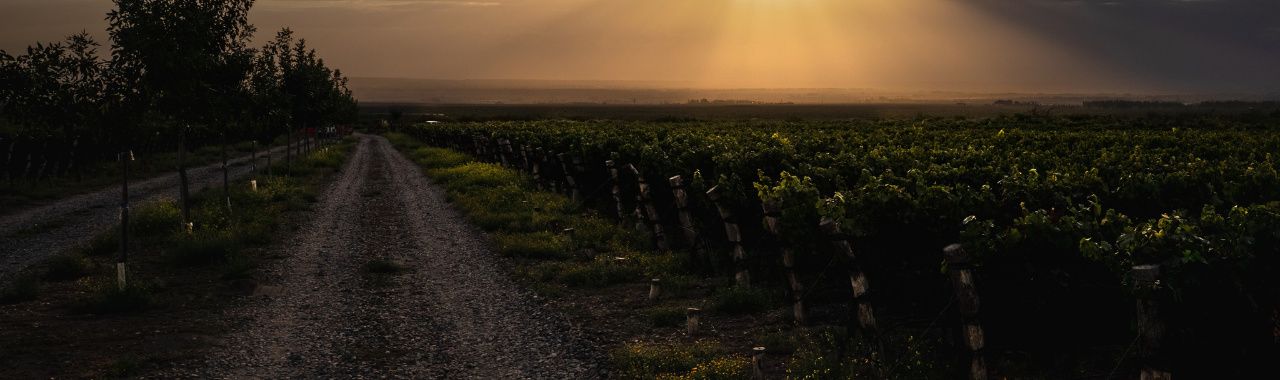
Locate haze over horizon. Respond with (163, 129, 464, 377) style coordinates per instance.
(3, 0, 1278, 96)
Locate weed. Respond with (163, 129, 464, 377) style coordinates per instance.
(44, 254, 92, 282)
(610, 341, 731, 379)
(221, 252, 257, 280)
(363, 259, 407, 274)
(671, 355, 751, 380)
(428, 163, 520, 191)
(646, 306, 687, 327)
(83, 230, 120, 257)
(555, 258, 643, 288)
(103, 357, 141, 378)
(76, 280, 153, 314)
(131, 201, 182, 238)
(0, 275, 39, 304)
(411, 146, 472, 169)
(166, 232, 238, 266)
(711, 286, 776, 315)
(494, 232, 569, 259)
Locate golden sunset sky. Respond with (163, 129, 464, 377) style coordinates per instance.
(2, 0, 1278, 93)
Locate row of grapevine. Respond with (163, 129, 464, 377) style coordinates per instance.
(405, 115, 1279, 378)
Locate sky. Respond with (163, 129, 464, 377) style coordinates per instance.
(1, 0, 1278, 94)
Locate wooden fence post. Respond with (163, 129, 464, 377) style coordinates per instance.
(944, 244, 987, 380)
(606, 159, 627, 223)
(1133, 264, 1171, 380)
(707, 185, 750, 288)
(820, 217, 879, 340)
(629, 164, 669, 250)
(762, 200, 806, 325)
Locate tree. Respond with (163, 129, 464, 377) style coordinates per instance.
(0, 33, 107, 182)
(259, 28, 356, 174)
(107, 0, 257, 220)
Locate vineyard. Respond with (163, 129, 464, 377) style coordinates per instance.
(403, 114, 1280, 378)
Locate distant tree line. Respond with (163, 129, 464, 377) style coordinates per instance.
(0, 0, 357, 184)
(1082, 100, 1186, 109)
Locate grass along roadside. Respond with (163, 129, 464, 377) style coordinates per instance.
(386, 132, 801, 379)
(0, 137, 354, 378)
(0, 135, 312, 214)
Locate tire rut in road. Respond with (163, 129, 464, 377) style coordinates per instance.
(160, 135, 600, 378)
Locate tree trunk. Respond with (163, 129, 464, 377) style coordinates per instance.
(286, 128, 293, 176)
(118, 150, 132, 291)
(222, 133, 230, 212)
(178, 129, 191, 225)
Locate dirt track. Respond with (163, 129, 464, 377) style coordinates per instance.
(0, 145, 290, 285)
(154, 134, 601, 378)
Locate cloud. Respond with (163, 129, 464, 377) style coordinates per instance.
(258, 0, 501, 10)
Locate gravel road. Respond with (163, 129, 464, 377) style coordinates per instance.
(0, 145, 291, 285)
(155, 134, 602, 378)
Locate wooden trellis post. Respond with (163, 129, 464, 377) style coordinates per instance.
(669, 175, 707, 268)
(546, 150, 562, 194)
(944, 244, 987, 380)
(762, 200, 806, 325)
(489, 137, 501, 163)
(606, 159, 627, 222)
(499, 139, 512, 167)
(820, 217, 880, 340)
(532, 147, 546, 190)
(707, 185, 750, 288)
(557, 153, 580, 202)
(520, 145, 532, 172)
(1133, 264, 1171, 380)
(629, 164, 669, 250)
